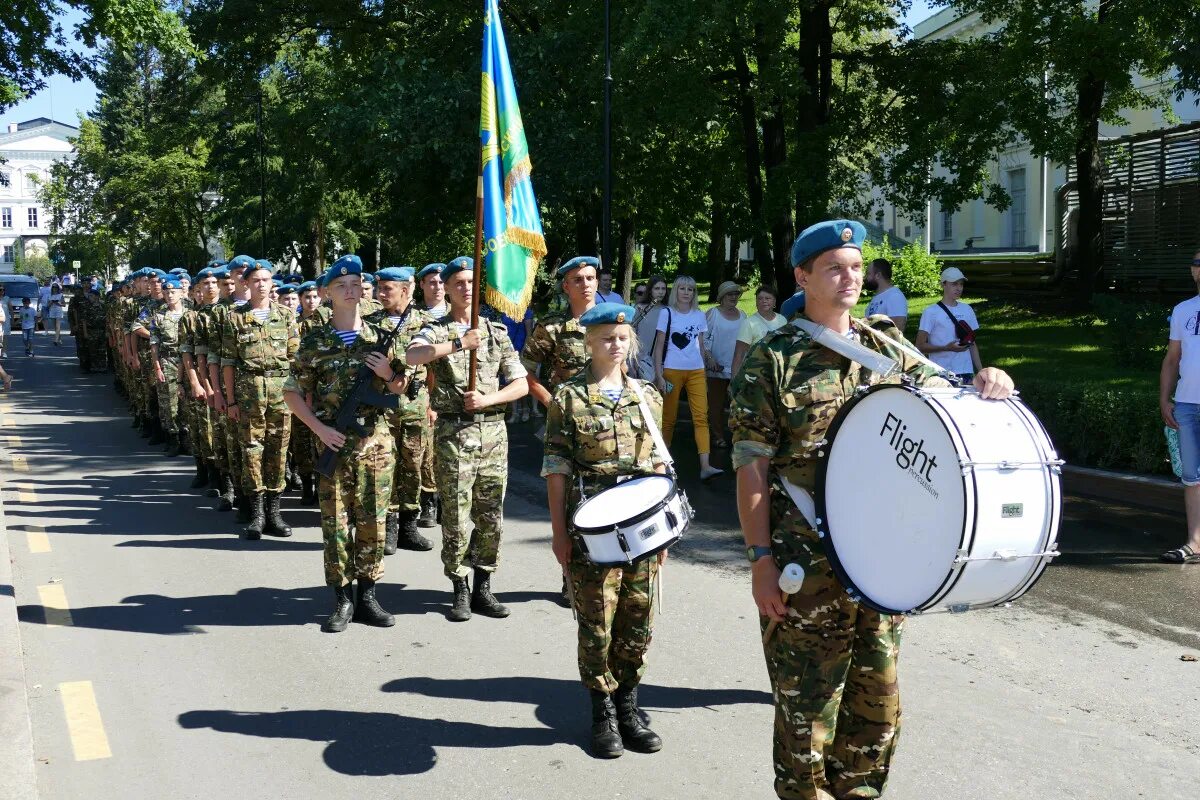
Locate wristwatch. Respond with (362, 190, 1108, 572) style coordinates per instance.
(452, 338, 463, 353)
(746, 545, 773, 563)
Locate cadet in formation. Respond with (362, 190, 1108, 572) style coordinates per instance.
(415, 262, 447, 528)
(542, 302, 667, 759)
(220, 260, 299, 539)
(147, 275, 188, 457)
(729, 220, 1016, 800)
(365, 266, 434, 554)
(406, 257, 528, 622)
(180, 267, 220, 489)
(78, 285, 109, 373)
(285, 255, 409, 633)
(292, 280, 323, 505)
(206, 256, 254, 522)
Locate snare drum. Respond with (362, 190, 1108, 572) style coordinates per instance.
(815, 384, 1062, 615)
(572, 475, 691, 566)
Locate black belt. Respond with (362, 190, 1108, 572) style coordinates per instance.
(437, 411, 505, 423)
(243, 368, 289, 378)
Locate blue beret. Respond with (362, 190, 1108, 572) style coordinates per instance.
(557, 255, 601, 278)
(780, 290, 806, 320)
(256, 259, 273, 271)
(442, 257, 474, 280)
(276, 283, 296, 295)
(227, 254, 255, 272)
(376, 266, 415, 282)
(288, 273, 303, 283)
(272, 278, 284, 288)
(161, 277, 183, 290)
(579, 302, 635, 326)
(169, 267, 187, 275)
(361, 272, 376, 284)
(212, 266, 230, 279)
(152, 269, 169, 279)
(195, 267, 214, 280)
(329, 254, 363, 280)
(297, 281, 317, 293)
(315, 272, 329, 288)
(417, 263, 445, 280)
(205, 259, 222, 269)
(789, 220, 866, 268)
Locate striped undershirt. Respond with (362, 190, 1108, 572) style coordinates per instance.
(599, 387, 623, 404)
(333, 328, 359, 347)
(251, 308, 270, 323)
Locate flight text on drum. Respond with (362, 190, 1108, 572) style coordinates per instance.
(880, 413, 939, 494)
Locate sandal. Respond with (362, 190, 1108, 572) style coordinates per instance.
(1160, 545, 1200, 564)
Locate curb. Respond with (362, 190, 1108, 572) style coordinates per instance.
(1063, 465, 1182, 515)
(0, 457, 39, 800)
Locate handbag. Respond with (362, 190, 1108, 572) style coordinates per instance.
(937, 302, 976, 345)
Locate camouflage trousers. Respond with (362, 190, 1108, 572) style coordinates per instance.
(763, 489, 903, 800)
(208, 398, 229, 472)
(420, 420, 436, 492)
(188, 389, 214, 462)
(156, 358, 182, 434)
(84, 333, 107, 371)
(128, 348, 148, 416)
(291, 415, 316, 474)
(139, 349, 160, 421)
(222, 391, 245, 491)
(389, 416, 426, 513)
(567, 539, 659, 694)
(234, 374, 291, 494)
(435, 418, 507, 578)
(318, 426, 394, 587)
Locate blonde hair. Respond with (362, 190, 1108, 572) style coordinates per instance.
(585, 322, 640, 363)
(667, 275, 698, 312)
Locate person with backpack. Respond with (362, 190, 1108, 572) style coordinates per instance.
(916, 267, 981, 382)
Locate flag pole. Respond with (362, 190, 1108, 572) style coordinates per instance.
(468, 163, 485, 392)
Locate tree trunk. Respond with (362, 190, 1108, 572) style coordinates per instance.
(618, 217, 636, 297)
(732, 27, 776, 290)
(678, 238, 690, 274)
(574, 204, 598, 256)
(756, 22, 793, 294)
(641, 243, 654, 277)
(706, 201, 727, 302)
(1071, 0, 1112, 301)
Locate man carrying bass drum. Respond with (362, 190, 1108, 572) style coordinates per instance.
(729, 220, 1015, 800)
(542, 302, 668, 761)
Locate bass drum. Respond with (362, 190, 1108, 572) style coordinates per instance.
(814, 384, 1062, 615)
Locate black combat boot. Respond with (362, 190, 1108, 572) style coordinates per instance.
(263, 492, 292, 537)
(243, 492, 265, 540)
(352, 578, 395, 627)
(322, 584, 354, 633)
(147, 418, 166, 446)
(448, 576, 472, 622)
(589, 690, 624, 759)
(470, 569, 510, 618)
(288, 466, 303, 491)
(206, 461, 221, 496)
(614, 685, 663, 753)
(397, 510, 432, 551)
(130, 412, 141, 429)
(189, 457, 209, 489)
(300, 474, 317, 506)
(217, 473, 236, 511)
(384, 512, 399, 556)
(138, 414, 151, 437)
(236, 492, 253, 524)
(165, 433, 182, 458)
(417, 492, 438, 528)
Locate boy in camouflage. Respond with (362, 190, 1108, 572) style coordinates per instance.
(180, 269, 220, 490)
(730, 220, 1014, 800)
(148, 276, 188, 456)
(542, 302, 667, 759)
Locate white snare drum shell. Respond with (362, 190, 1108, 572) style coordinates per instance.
(573, 476, 688, 566)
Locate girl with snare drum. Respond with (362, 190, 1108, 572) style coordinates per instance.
(542, 302, 669, 759)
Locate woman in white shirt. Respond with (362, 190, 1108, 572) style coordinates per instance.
(731, 285, 785, 377)
(46, 282, 65, 346)
(916, 268, 981, 381)
(704, 281, 745, 449)
(652, 275, 722, 480)
(631, 275, 667, 379)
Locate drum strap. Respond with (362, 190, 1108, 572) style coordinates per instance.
(791, 317, 900, 378)
(628, 379, 675, 470)
(854, 320, 957, 382)
(779, 476, 818, 530)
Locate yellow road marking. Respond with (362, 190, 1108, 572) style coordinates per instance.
(59, 682, 112, 761)
(16, 488, 36, 503)
(10, 454, 28, 472)
(0, 403, 12, 415)
(27, 526, 50, 553)
(37, 584, 73, 627)
(5, 434, 22, 447)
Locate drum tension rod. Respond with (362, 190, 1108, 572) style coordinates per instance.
(954, 546, 1060, 564)
(959, 458, 1065, 472)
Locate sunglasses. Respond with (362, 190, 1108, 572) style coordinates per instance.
(1193, 259, 1200, 266)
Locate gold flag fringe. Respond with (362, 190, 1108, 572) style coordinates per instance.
(483, 251, 540, 322)
(503, 155, 533, 221)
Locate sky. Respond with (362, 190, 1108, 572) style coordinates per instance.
(1, 2, 942, 130)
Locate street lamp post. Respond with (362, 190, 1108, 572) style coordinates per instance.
(256, 92, 267, 257)
(602, 0, 613, 274)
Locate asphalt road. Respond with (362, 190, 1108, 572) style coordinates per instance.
(2, 331, 1198, 800)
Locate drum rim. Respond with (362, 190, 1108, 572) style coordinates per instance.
(580, 533, 682, 566)
(571, 474, 679, 535)
(814, 382, 977, 615)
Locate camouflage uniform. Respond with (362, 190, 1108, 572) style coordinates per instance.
(542, 369, 665, 693)
(148, 306, 186, 435)
(291, 311, 325, 477)
(286, 322, 403, 586)
(122, 295, 148, 418)
(131, 297, 164, 424)
(417, 317, 526, 578)
(728, 316, 948, 800)
(79, 293, 108, 371)
(366, 305, 432, 514)
(520, 311, 589, 396)
(206, 299, 247, 491)
(219, 303, 299, 494)
(178, 304, 214, 466)
(195, 302, 230, 476)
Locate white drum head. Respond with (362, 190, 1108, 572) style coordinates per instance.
(573, 475, 674, 530)
(819, 386, 967, 613)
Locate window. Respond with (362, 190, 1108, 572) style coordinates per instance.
(27, 207, 38, 228)
(23, 173, 38, 194)
(940, 209, 953, 241)
(1, 208, 10, 228)
(2, 246, 13, 263)
(1008, 168, 1027, 248)
(904, 225, 912, 240)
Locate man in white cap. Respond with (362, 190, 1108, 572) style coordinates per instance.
(916, 266, 981, 382)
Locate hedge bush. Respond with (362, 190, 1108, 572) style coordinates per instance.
(1018, 378, 1170, 476)
(1090, 295, 1167, 370)
(861, 238, 942, 298)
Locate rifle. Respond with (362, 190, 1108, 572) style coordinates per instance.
(314, 323, 404, 478)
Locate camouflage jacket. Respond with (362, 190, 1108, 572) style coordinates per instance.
(729, 315, 949, 495)
(365, 304, 432, 421)
(542, 368, 665, 501)
(80, 294, 106, 335)
(298, 311, 324, 340)
(284, 322, 406, 445)
(178, 304, 212, 357)
(521, 311, 588, 393)
(414, 317, 526, 414)
(149, 306, 186, 358)
(219, 302, 300, 371)
(130, 297, 162, 350)
(199, 297, 241, 358)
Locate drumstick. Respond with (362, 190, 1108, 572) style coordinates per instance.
(761, 563, 806, 645)
(564, 569, 576, 620)
(657, 560, 664, 615)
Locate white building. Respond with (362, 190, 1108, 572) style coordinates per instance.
(0, 118, 77, 274)
(868, 8, 1200, 255)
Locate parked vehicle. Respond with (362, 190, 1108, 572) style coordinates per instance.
(0, 275, 41, 331)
